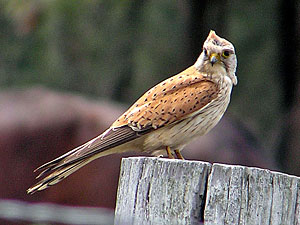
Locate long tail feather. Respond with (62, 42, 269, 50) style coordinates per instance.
(27, 125, 148, 194)
(27, 158, 92, 194)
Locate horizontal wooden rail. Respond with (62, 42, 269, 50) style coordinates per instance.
(114, 157, 300, 225)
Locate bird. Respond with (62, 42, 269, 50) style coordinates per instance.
(27, 30, 237, 194)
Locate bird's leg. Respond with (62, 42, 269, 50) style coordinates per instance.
(166, 146, 175, 159)
(174, 149, 185, 160)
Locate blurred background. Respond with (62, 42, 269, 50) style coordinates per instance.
(0, 0, 299, 224)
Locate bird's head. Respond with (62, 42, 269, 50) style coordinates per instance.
(195, 30, 238, 85)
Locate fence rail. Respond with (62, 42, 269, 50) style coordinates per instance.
(0, 199, 114, 225)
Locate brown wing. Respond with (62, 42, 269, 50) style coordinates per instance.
(112, 65, 219, 130)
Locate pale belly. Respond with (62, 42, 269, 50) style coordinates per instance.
(142, 90, 231, 154)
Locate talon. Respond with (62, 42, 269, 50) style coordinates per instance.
(174, 149, 185, 160)
(166, 146, 174, 159)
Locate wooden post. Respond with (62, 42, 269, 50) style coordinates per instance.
(114, 157, 211, 225)
(204, 164, 300, 225)
(114, 157, 300, 225)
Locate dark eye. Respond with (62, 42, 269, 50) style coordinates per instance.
(203, 48, 208, 56)
(222, 50, 230, 58)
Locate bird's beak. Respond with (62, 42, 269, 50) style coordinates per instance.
(209, 53, 220, 66)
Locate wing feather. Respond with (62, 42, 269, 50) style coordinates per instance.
(112, 65, 219, 130)
(34, 125, 152, 176)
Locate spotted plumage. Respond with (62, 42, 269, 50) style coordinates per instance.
(27, 30, 237, 194)
(113, 66, 218, 130)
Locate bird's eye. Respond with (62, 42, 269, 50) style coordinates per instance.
(203, 48, 208, 56)
(222, 50, 230, 58)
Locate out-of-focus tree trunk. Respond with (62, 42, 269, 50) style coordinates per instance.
(278, 0, 300, 176)
(278, 0, 298, 110)
(187, 0, 228, 65)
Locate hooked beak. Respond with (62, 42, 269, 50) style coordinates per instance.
(209, 53, 220, 66)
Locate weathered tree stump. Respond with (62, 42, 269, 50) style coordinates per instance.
(114, 157, 300, 225)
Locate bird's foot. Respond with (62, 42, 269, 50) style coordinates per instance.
(174, 149, 185, 160)
(165, 146, 185, 160)
(166, 146, 175, 159)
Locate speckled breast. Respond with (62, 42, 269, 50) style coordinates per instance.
(142, 76, 233, 153)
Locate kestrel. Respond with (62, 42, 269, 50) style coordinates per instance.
(27, 30, 237, 194)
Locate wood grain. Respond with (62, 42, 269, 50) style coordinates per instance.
(115, 157, 210, 225)
(115, 157, 300, 225)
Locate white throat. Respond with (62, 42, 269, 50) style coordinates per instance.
(194, 57, 237, 86)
